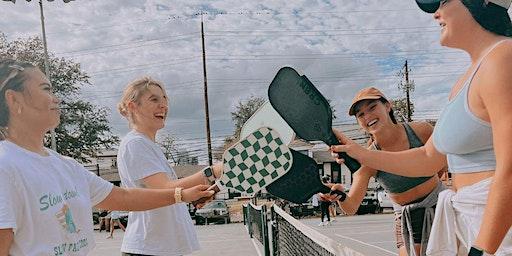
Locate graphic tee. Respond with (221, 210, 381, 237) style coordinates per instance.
(0, 140, 113, 256)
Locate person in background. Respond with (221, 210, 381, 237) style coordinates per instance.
(99, 210, 111, 233)
(318, 176, 332, 226)
(106, 210, 126, 239)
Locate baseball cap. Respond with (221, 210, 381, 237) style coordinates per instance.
(415, 0, 512, 13)
(348, 87, 388, 116)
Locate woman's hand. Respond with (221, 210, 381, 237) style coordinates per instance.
(211, 162, 223, 179)
(330, 128, 368, 164)
(322, 184, 345, 201)
(181, 184, 215, 203)
(318, 193, 330, 201)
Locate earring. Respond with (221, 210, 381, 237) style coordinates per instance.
(17, 108, 21, 114)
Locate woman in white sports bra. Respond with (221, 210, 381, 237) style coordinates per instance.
(330, 0, 512, 255)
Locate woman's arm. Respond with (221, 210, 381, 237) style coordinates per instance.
(333, 166, 375, 215)
(331, 129, 446, 177)
(95, 185, 214, 211)
(0, 229, 13, 256)
(473, 44, 512, 254)
(142, 163, 222, 189)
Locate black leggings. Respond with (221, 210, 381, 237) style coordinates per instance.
(320, 201, 331, 222)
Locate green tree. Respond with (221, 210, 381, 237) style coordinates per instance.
(231, 95, 266, 137)
(392, 97, 415, 123)
(157, 133, 198, 165)
(213, 95, 265, 160)
(0, 33, 118, 162)
(158, 133, 178, 163)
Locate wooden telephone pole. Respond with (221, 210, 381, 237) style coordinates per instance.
(200, 12, 213, 166)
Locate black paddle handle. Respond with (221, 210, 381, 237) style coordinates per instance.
(191, 184, 220, 207)
(329, 190, 347, 202)
(327, 132, 361, 173)
(319, 185, 347, 202)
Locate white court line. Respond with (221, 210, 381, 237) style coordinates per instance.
(337, 230, 393, 235)
(251, 238, 263, 256)
(200, 238, 257, 243)
(371, 241, 396, 245)
(335, 233, 398, 256)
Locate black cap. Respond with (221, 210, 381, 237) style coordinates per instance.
(415, 0, 441, 13)
(415, 0, 511, 13)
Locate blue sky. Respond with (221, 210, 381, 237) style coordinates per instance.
(2, 0, 490, 162)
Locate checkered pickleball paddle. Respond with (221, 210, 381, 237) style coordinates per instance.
(218, 127, 293, 196)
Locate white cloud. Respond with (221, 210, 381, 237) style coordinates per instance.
(2, 0, 490, 163)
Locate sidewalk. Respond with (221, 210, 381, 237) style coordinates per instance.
(90, 223, 259, 256)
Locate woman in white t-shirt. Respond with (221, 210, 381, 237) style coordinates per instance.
(116, 76, 223, 256)
(0, 59, 214, 256)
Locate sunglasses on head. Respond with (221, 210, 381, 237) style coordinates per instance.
(0, 65, 25, 92)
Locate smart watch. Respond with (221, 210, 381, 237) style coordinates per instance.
(202, 166, 216, 185)
(468, 246, 488, 256)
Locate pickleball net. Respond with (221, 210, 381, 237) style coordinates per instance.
(244, 203, 364, 256)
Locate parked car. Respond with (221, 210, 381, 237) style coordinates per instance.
(195, 200, 230, 225)
(357, 189, 380, 214)
(377, 189, 393, 212)
(187, 203, 197, 219)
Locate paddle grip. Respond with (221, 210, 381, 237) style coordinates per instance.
(329, 190, 347, 202)
(191, 184, 220, 207)
(327, 133, 361, 173)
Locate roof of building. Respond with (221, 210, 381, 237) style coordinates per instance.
(172, 164, 208, 178)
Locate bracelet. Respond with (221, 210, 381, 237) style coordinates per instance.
(174, 187, 183, 203)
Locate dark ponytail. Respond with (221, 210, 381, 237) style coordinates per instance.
(378, 98, 398, 124)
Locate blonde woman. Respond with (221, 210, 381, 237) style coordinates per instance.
(117, 77, 223, 256)
(0, 59, 213, 256)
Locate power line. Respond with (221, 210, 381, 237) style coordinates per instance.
(57, 33, 199, 58)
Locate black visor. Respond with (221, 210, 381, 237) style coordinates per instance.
(415, 0, 441, 13)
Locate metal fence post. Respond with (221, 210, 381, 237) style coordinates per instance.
(270, 205, 279, 256)
(261, 205, 270, 256)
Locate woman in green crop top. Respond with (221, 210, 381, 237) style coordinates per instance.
(327, 87, 446, 256)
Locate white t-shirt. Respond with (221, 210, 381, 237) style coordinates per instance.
(0, 140, 113, 256)
(117, 131, 199, 255)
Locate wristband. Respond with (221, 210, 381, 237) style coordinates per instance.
(174, 187, 183, 203)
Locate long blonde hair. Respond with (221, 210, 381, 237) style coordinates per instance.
(117, 76, 167, 125)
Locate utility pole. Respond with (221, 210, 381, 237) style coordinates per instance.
(404, 60, 411, 122)
(398, 60, 414, 122)
(38, 0, 57, 151)
(200, 12, 213, 166)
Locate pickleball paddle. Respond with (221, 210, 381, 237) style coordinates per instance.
(268, 67, 361, 173)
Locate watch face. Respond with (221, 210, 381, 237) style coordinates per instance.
(468, 247, 484, 256)
(204, 167, 213, 177)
